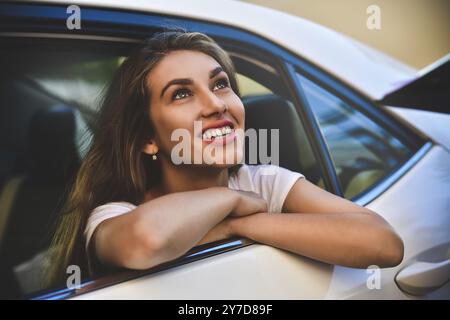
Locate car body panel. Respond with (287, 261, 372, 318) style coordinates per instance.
(387, 107, 450, 151)
(71, 245, 333, 300)
(327, 145, 450, 299)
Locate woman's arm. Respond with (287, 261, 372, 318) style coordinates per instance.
(93, 187, 266, 270)
(228, 179, 404, 268)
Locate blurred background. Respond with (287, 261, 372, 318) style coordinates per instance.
(240, 0, 450, 69)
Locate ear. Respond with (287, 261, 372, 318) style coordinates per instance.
(142, 140, 158, 156)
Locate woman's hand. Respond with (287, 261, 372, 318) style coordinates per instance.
(196, 218, 235, 246)
(194, 190, 266, 246)
(229, 190, 268, 217)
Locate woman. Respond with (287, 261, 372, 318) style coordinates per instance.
(46, 30, 404, 287)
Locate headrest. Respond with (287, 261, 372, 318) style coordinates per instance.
(243, 94, 313, 173)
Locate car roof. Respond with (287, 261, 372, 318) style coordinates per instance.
(18, 0, 418, 99)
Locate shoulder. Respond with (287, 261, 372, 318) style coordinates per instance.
(84, 201, 138, 256)
(230, 164, 304, 184)
(229, 164, 304, 213)
(86, 201, 137, 231)
(91, 201, 137, 215)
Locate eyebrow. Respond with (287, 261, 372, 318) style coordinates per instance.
(159, 66, 224, 98)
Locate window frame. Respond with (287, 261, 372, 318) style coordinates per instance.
(0, 2, 429, 300)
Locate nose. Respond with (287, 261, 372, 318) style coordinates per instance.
(201, 90, 227, 118)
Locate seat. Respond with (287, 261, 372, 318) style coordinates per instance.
(0, 105, 81, 291)
(243, 94, 321, 183)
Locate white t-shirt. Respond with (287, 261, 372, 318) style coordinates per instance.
(84, 164, 304, 252)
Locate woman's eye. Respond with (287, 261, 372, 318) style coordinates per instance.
(172, 88, 191, 101)
(171, 79, 228, 101)
(213, 78, 229, 91)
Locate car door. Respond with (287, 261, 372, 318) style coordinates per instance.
(295, 69, 450, 299)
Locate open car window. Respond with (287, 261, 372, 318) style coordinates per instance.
(0, 36, 328, 299)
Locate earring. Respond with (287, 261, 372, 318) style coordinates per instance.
(152, 153, 158, 160)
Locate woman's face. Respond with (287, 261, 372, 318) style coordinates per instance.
(146, 50, 245, 168)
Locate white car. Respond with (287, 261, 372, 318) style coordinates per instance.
(0, 0, 448, 300)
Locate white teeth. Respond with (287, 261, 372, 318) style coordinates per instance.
(202, 125, 233, 140)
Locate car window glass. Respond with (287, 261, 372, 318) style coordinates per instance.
(31, 57, 125, 113)
(297, 74, 413, 198)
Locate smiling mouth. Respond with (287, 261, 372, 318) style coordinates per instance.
(201, 125, 235, 141)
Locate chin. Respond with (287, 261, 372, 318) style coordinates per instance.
(202, 149, 244, 168)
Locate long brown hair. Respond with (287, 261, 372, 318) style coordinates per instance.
(45, 29, 242, 288)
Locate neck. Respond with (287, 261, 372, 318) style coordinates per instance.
(156, 155, 229, 194)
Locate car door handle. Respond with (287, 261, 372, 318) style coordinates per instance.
(395, 259, 450, 296)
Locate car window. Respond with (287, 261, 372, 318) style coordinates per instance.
(236, 73, 272, 97)
(297, 74, 413, 199)
(0, 44, 125, 297)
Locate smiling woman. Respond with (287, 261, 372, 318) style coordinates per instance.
(45, 29, 404, 289)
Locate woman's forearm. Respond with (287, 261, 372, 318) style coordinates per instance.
(230, 212, 404, 268)
(95, 187, 266, 270)
(134, 187, 238, 261)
